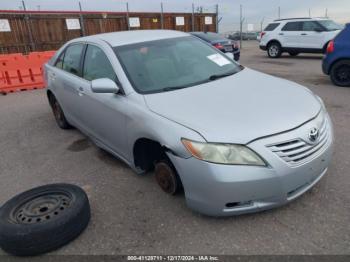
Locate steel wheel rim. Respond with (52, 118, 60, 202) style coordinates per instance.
(10, 191, 73, 224)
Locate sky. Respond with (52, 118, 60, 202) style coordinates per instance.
(0, 0, 349, 32)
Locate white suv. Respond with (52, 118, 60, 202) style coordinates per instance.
(259, 18, 343, 58)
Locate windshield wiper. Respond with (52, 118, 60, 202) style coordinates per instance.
(160, 86, 188, 92)
(208, 71, 236, 81)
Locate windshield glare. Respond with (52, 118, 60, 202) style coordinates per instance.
(318, 20, 344, 31)
(114, 36, 241, 94)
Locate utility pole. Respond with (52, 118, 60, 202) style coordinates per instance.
(325, 8, 328, 18)
(191, 3, 195, 31)
(240, 5, 244, 49)
(215, 4, 219, 33)
(160, 2, 164, 29)
(309, 8, 311, 18)
(126, 2, 130, 30)
(78, 2, 85, 36)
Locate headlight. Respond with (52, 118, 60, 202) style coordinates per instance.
(181, 139, 266, 166)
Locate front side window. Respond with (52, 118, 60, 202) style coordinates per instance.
(282, 22, 302, 31)
(83, 45, 116, 81)
(302, 21, 323, 31)
(62, 44, 84, 76)
(264, 23, 280, 31)
(114, 36, 241, 94)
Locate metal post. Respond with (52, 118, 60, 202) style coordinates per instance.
(278, 6, 281, 19)
(79, 2, 85, 36)
(260, 17, 265, 32)
(215, 4, 219, 33)
(309, 8, 311, 18)
(126, 2, 130, 30)
(191, 3, 195, 31)
(22, 0, 35, 52)
(240, 5, 242, 49)
(160, 2, 164, 29)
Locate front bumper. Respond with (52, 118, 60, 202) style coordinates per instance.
(168, 114, 334, 217)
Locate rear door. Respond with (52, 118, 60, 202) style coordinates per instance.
(300, 21, 325, 49)
(57, 43, 88, 128)
(280, 22, 303, 48)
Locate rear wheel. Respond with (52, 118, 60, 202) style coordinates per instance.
(267, 42, 282, 58)
(330, 60, 350, 87)
(155, 160, 182, 195)
(49, 95, 72, 129)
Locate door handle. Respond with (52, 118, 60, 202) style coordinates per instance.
(279, 33, 284, 35)
(301, 33, 308, 36)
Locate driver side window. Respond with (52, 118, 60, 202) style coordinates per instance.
(83, 45, 117, 82)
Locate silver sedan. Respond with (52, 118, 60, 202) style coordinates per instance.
(44, 30, 334, 216)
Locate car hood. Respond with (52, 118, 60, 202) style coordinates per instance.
(144, 68, 321, 144)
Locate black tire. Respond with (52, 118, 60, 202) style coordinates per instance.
(155, 160, 182, 195)
(48, 94, 72, 129)
(330, 60, 350, 87)
(267, 42, 282, 58)
(0, 184, 90, 256)
(288, 51, 299, 57)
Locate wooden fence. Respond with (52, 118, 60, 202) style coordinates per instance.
(0, 10, 217, 54)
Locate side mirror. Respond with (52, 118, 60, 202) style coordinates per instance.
(91, 78, 120, 94)
(314, 28, 323, 33)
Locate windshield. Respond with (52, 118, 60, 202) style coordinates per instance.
(318, 20, 344, 31)
(114, 36, 241, 94)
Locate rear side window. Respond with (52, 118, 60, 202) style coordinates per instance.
(55, 52, 65, 69)
(302, 21, 323, 31)
(83, 45, 117, 81)
(282, 22, 302, 31)
(264, 23, 280, 31)
(62, 44, 84, 76)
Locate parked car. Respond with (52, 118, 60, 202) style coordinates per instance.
(322, 23, 350, 87)
(229, 32, 259, 41)
(259, 18, 343, 58)
(190, 32, 240, 61)
(44, 30, 333, 216)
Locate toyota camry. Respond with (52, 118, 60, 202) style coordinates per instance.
(44, 30, 334, 216)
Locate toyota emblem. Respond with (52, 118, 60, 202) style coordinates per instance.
(309, 127, 319, 143)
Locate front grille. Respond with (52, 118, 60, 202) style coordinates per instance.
(267, 117, 330, 165)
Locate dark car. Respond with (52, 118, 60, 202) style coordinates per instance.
(190, 32, 240, 61)
(323, 23, 350, 87)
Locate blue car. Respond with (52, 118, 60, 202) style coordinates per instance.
(323, 23, 350, 87)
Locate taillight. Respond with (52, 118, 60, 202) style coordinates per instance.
(213, 43, 224, 49)
(260, 32, 266, 38)
(327, 40, 335, 53)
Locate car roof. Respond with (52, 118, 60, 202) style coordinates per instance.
(72, 30, 189, 47)
(273, 17, 330, 22)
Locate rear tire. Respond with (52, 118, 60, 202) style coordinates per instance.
(48, 95, 72, 129)
(330, 60, 350, 87)
(267, 42, 282, 58)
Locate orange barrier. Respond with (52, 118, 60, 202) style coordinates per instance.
(0, 51, 56, 95)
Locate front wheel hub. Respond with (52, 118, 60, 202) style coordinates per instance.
(155, 162, 179, 195)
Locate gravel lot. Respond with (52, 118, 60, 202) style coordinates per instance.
(0, 40, 349, 256)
